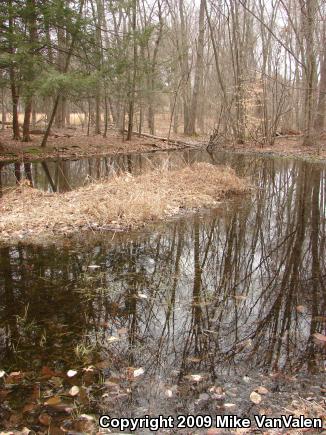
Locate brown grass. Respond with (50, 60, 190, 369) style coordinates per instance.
(0, 162, 249, 245)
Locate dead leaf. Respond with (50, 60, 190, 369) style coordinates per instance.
(312, 332, 326, 346)
(67, 369, 77, 378)
(256, 386, 269, 395)
(69, 386, 80, 397)
(117, 327, 128, 335)
(233, 295, 247, 301)
(186, 356, 201, 363)
(185, 374, 203, 382)
(41, 366, 57, 378)
(6, 371, 23, 383)
(250, 391, 262, 404)
(45, 396, 61, 406)
(23, 403, 38, 413)
(39, 413, 52, 426)
(133, 367, 144, 377)
(296, 305, 306, 313)
(137, 293, 148, 299)
(313, 316, 326, 323)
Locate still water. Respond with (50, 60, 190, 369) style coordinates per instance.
(0, 150, 325, 428)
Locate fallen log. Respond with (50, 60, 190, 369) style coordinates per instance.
(125, 130, 201, 149)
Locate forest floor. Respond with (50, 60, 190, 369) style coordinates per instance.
(0, 126, 325, 163)
(0, 162, 249, 245)
(216, 135, 326, 161)
(0, 128, 203, 163)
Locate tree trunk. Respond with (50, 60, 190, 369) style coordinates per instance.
(8, 0, 20, 140)
(314, 30, 326, 133)
(127, 0, 137, 141)
(188, 0, 205, 135)
(1, 88, 6, 131)
(302, 0, 317, 146)
(178, 0, 191, 135)
(22, 99, 33, 142)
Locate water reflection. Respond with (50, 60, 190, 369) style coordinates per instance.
(0, 149, 276, 193)
(0, 154, 325, 417)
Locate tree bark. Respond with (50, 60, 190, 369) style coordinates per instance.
(188, 0, 205, 135)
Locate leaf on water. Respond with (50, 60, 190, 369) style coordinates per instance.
(6, 371, 24, 384)
(256, 386, 269, 395)
(117, 327, 128, 335)
(133, 367, 145, 377)
(312, 332, 326, 346)
(39, 413, 52, 426)
(223, 403, 236, 408)
(313, 316, 326, 323)
(95, 361, 109, 369)
(22, 403, 38, 414)
(69, 386, 80, 396)
(250, 391, 262, 404)
(67, 369, 78, 378)
(233, 295, 247, 301)
(137, 293, 148, 299)
(41, 366, 58, 378)
(186, 356, 202, 363)
(108, 336, 119, 343)
(185, 374, 203, 382)
(45, 396, 61, 406)
(296, 305, 306, 313)
(0, 370, 5, 378)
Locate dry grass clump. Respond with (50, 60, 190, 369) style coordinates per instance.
(0, 162, 249, 244)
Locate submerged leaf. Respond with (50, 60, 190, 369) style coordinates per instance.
(39, 413, 52, 426)
(256, 386, 269, 395)
(133, 368, 145, 377)
(296, 305, 306, 313)
(250, 391, 262, 404)
(312, 332, 326, 346)
(185, 374, 203, 382)
(69, 386, 80, 396)
(45, 396, 61, 406)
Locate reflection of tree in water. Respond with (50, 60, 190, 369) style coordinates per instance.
(0, 157, 325, 384)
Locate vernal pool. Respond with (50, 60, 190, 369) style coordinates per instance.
(0, 150, 325, 432)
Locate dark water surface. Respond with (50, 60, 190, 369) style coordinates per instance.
(0, 150, 325, 429)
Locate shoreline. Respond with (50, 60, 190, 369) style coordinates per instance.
(1, 128, 325, 165)
(0, 162, 250, 246)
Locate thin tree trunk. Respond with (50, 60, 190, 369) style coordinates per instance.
(8, 0, 20, 140)
(188, 0, 205, 135)
(127, 0, 137, 141)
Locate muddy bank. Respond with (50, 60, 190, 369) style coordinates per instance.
(0, 162, 249, 245)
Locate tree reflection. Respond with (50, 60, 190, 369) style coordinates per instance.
(0, 155, 325, 402)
